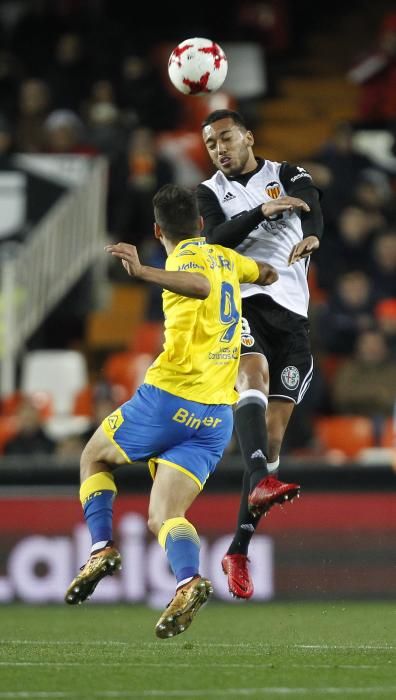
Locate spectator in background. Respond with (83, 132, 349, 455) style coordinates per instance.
(315, 205, 381, 290)
(0, 114, 14, 166)
(375, 298, 396, 357)
(348, 10, 396, 124)
(353, 168, 395, 221)
(116, 54, 181, 132)
(0, 50, 21, 122)
(331, 329, 396, 417)
(82, 80, 127, 158)
(15, 78, 51, 153)
(108, 126, 176, 249)
(371, 231, 396, 298)
(312, 122, 380, 220)
(317, 270, 376, 354)
(43, 109, 99, 155)
(4, 396, 55, 456)
(45, 33, 90, 113)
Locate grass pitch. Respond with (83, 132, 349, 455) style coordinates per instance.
(0, 602, 395, 699)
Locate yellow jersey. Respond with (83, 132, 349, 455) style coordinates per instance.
(144, 237, 259, 405)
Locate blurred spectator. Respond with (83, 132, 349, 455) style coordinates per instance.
(353, 168, 395, 220)
(43, 109, 98, 155)
(0, 50, 22, 121)
(316, 270, 376, 354)
(0, 113, 15, 165)
(331, 329, 396, 417)
(44, 33, 90, 113)
(312, 122, 386, 221)
(371, 231, 396, 298)
(315, 205, 381, 291)
(236, 1, 290, 55)
(348, 10, 396, 124)
(15, 78, 51, 153)
(375, 298, 396, 357)
(83, 80, 127, 157)
(4, 396, 55, 456)
(108, 126, 176, 248)
(116, 53, 180, 132)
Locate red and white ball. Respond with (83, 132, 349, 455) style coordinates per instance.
(168, 37, 228, 96)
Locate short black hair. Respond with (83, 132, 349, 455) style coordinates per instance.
(201, 109, 247, 130)
(153, 184, 201, 242)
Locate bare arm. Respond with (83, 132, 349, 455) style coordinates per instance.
(105, 243, 211, 300)
(254, 261, 279, 286)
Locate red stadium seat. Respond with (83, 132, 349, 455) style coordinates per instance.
(1, 391, 53, 419)
(380, 418, 396, 448)
(103, 351, 154, 395)
(73, 385, 94, 417)
(0, 416, 18, 454)
(314, 415, 375, 458)
(130, 321, 164, 355)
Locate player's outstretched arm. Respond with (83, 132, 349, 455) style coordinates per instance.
(254, 261, 279, 286)
(105, 243, 211, 299)
(288, 235, 320, 266)
(261, 195, 310, 218)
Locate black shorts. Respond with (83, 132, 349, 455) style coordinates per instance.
(240, 295, 313, 404)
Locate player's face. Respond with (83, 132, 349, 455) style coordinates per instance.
(202, 118, 254, 176)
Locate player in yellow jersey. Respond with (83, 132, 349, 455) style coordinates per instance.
(65, 184, 280, 638)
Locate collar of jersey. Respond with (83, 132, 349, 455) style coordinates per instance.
(172, 237, 206, 254)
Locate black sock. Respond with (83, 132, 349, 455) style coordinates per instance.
(227, 471, 260, 556)
(234, 396, 268, 492)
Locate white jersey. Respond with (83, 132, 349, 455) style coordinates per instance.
(201, 159, 312, 317)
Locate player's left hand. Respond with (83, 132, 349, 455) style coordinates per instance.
(105, 242, 142, 278)
(288, 236, 320, 266)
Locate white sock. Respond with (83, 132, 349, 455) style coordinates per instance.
(91, 540, 110, 555)
(267, 458, 280, 473)
(176, 576, 195, 590)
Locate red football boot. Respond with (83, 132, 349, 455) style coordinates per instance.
(221, 553, 254, 599)
(248, 475, 300, 517)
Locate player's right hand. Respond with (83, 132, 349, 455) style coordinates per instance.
(261, 196, 310, 219)
(105, 242, 142, 278)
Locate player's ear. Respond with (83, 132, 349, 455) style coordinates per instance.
(246, 130, 254, 147)
(154, 222, 162, 241)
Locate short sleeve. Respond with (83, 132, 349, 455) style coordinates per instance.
(232, 251, 259, 284)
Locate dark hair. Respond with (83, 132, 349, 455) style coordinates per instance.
(201, 109, 247, 130)
(153, 184, 201, 241)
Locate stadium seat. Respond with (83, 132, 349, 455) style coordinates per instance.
(130, 321, 164, 355)
(20, 350, 89, 416)
(314, 415, 375, 458)
(0, 416, 18, 454)
(1, 391, 53, 419)
(380, 418, 396, 448)
(103, 351, 153, 395)
(72, 385, 94, 417)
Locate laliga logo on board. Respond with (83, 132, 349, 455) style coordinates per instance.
(265, 181, 281, 199)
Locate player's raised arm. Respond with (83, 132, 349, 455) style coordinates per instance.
(105, 242, 211, 300)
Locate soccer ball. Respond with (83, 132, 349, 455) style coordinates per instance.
(168, 37, 228, 96)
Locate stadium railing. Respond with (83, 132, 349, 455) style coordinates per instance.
(0, 157, 107, 396)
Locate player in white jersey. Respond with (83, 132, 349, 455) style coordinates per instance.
(198, 109, 324, 599)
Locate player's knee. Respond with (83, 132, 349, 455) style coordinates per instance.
(147, 511, 162, 537)
(237, 355, 269, 393)
(80, 444, 91, 483)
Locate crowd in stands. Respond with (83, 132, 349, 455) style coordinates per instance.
(0, 1, 395, 462)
